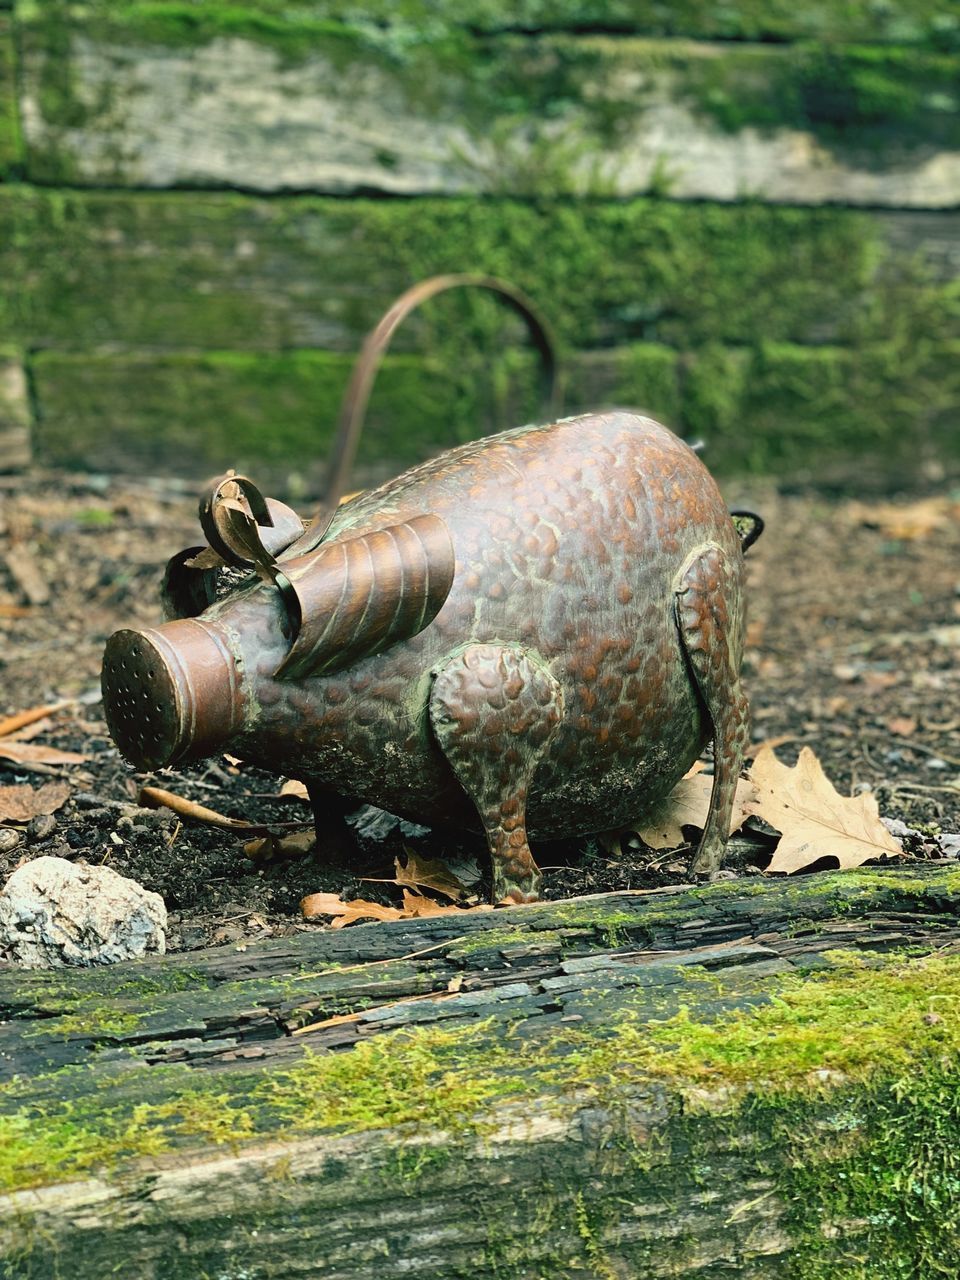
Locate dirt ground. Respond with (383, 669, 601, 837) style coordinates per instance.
(1, 469, 959, 951)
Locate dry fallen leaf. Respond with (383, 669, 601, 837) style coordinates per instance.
(745, 746, 902, 874)
(300, 893, 405, 927)
(849, 496, 959, 542)
(0, 781, 72, 823)
(0, 741, 87, 766)
(300, 888, 492, 928)
(399, 889, 484, 918)
(3, 717, 54, 742)
(362, 850, 473, 903)
(0, 701, 70, 739)
(3, 545, 50, 606)
(886, 716, 917, 737)
(279, 779, 311, 801)
(625, 764, 758, 851)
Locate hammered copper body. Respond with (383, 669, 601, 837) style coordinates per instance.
(103, 411, 752, 902)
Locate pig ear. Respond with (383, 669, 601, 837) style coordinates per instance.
(200, 474, 307, 570)
(730, 509, 764, 553)
(274, 513, 455, 680)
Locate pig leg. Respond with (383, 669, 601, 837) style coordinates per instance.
(675, 544, 750, 878)
(430, 644, 564, 905)
(307, 784, 359, 867)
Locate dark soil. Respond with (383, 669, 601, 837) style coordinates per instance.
(2, 470, 959, 950)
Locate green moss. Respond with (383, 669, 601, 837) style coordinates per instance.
(0, 187, 939, 357)
(683, 337, 960, 476)
(26, 304, 957, 483)
(0, 16, 21, 177)
(17, 0, 960, 48)
(7, 943, 960, 1192)
(446, 926, 568, 958)
(686, 43, 960, 158)
(569, 344, 682, 427)
(28, 347, 543, 484)
(784, 1069, 960, 1278)
(22, 1007, 145, 1040)
(5, 964, 213, 1016)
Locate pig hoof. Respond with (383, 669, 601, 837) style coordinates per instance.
(492, 866, 543, 906)
(495, 887, 542, 907)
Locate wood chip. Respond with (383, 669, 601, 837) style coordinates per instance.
(3, 546, 50, 606)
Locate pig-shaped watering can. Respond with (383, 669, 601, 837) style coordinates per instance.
(102, 277, 760, 903)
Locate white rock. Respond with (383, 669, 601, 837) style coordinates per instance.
(0, 856, 166, 968)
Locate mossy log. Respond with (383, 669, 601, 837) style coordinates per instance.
(0, 15, 20, 178)
(7, 189, 954, 356)
(0, 350, 30, 470)
(13, 14, 960, 204)
(4, 865, 960, 1278)
(3, 186, 956, 484)
(26, 339, 960, 487)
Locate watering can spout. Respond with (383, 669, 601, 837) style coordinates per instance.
(101, 620, 243, 770)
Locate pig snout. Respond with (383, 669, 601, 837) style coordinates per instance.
(102, 619, 244, 770)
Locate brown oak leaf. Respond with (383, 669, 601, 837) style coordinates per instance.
(360, 850, 474, 903)
(625, 764, 758, 851)
(745, 746, 902, 874)
(300, 893, 405, 927)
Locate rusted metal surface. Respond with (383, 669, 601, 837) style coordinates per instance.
(102, 280, 760, 903)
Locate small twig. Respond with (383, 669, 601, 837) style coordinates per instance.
(859, 742, 888, 775)
(292, 988, 460, 1037)
(905, 741, 960, 769)
(725, 1188, 776, 1226)
(138, 785, 301, 834)
(294, 935, 468, 984)
(890, 784, 960, 797)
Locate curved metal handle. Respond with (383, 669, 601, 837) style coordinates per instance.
(308, 274, 561, 542)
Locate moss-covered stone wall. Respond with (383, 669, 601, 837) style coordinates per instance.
(1, 0, 958, 484)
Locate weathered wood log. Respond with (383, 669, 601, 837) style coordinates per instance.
(25, 340, 960, 486)
(14, 16, 960, 206)
(0, 353, 30, 471)
(3, 185, 956, 482)
(3, 865, 960, 1278)
(12, 0, 953, 46)
(0, 15, 18, 179)
(6, 189, 953, 356)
